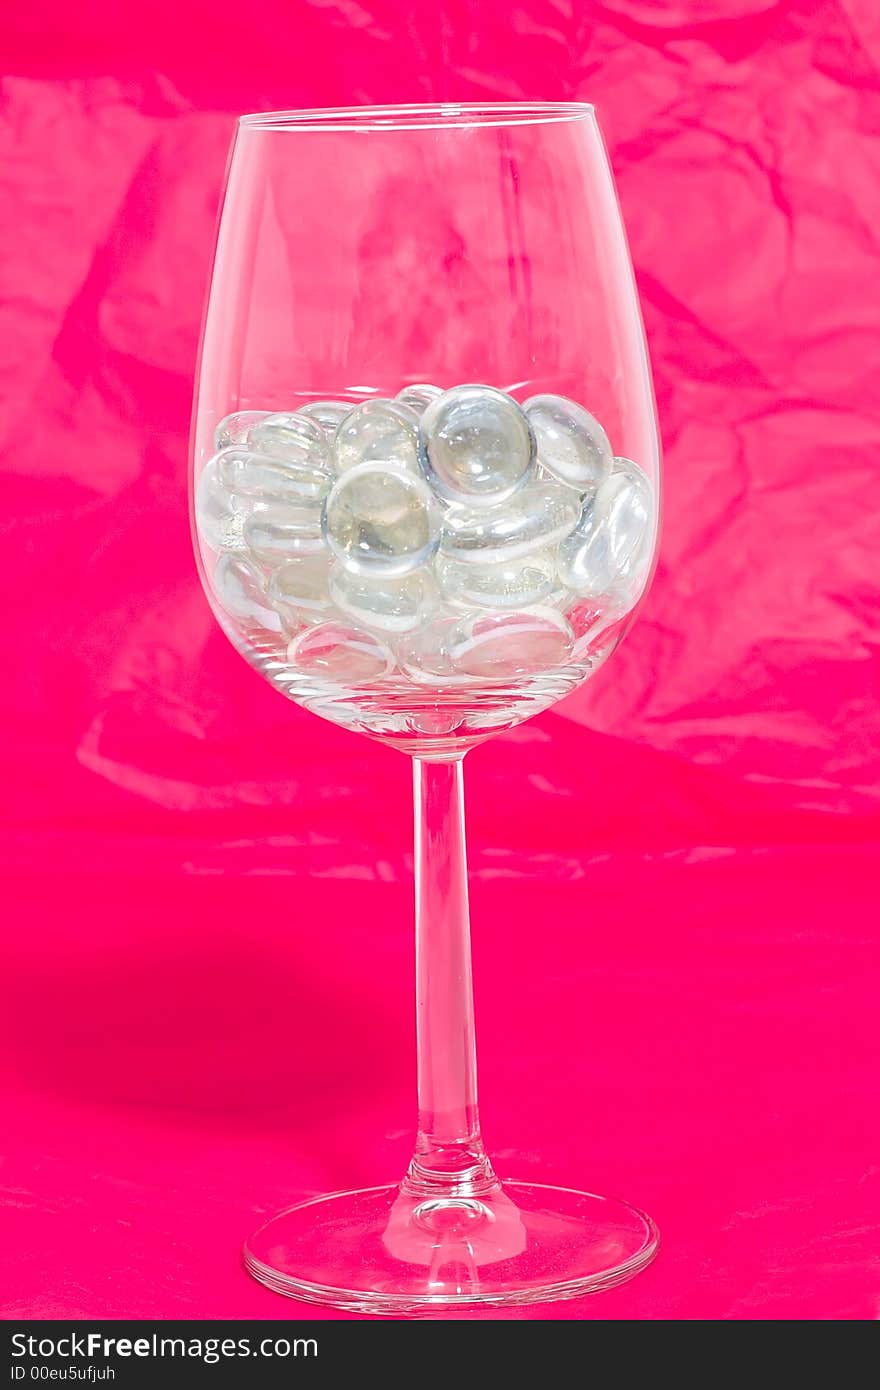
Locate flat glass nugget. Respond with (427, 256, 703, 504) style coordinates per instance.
(557, 459, 653, 598)
(194, 457, 248, 552)
(213, 409, 270, 451)
(439, 482, 579, 565)
(449, 608, 574, 679)
(299, 400, 354, 435)
(243, 502, 325, 566)
(288, 621, 393, 683)
(436, 551, 556, 610)
(419, 384, 535, 506)
(211, 552, 281, 630)
(604, 458, 654, 587)
(248, 411, 331, 466)
(215, 448, 334, 505)
(267, 555, 334, 630)
(567, 598, 629, 663)
(329, 565, 438, 634)
(524, 394, 613, 494)
(334, 399, 421, 474)
(397, 615, 474, 687)
(323, 463, 440, 577)
(396, 383, 443, 414)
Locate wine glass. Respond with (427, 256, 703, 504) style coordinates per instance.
(190, 102, 661, 1314)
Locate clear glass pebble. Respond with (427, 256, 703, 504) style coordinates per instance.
(556, 459, 654, 598)
(243, 502, 325, 566)
(568, 598, 629, 663)
(419, 384, 534, 506)
(248, 411, 330, 466)
(396, 383, 443, 414)
(449, 608, 574, 679)
(334, 399, 421, 474)
(213, 410, 270, 451)
(436, 550, 556, 610)
(329, 565, 438, 634)
(439, 482, 579, 565)
(216, 448, 333, 505)
(397, 614, 474, 687)
(211, 553, 281, 630)
(323, 463, 440, 577)
(299, 400, 354, 435)
(524, 394, 613, 494)
(604, 458, 654, 590)
(561, 595, 608, 638)
(267, 555, 334, 630)
(288, 621, 393, 684)
(194, 457, 248, 552)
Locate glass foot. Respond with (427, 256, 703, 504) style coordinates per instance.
(243, 1181, 659, 1314)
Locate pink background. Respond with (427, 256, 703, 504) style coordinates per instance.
(2, 0, 878, 1321)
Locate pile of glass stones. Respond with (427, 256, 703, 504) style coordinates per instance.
(195, 384, 656, 686)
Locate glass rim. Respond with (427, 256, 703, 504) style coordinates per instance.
(238, 101, 596, 133)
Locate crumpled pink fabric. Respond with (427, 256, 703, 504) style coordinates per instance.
(1, 0, 877, 1320)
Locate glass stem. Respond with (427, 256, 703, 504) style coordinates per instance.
(403, 756, 498, 1199)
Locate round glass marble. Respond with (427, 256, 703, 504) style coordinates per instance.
(267, 555, 334, 630)
(322, 463, 439, 577)
(248, 411, 330, 466)
(195, 458, 249, 552)
(335, 400, 421, 474)
(557, 459, 653, 598)
(215, 448, 333, 505)
(449, 608, 574, 679)
(419, 384, 535, 507)
(288, 621, 393, 684)
(243, 502, 325, 566)
(329, 565, 438, 634)
(396, 383, 443, 414)
(211, 553, 281, 631)
(436, 551, 556, 610)
(299, 401, 355, 435)
(213, 409, 270, 451)
(524, 394, 613, 494)
(396, 614, 474, 687)
(439, 482, 579, 565)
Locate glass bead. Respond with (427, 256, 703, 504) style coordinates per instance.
(248, 411, 330, 466)
(299, 400, 354, 434)
(449, 608, 574, 679)
(329, 564, 438, 635)
(334, 399, 421, 474)
(213, 410, 270, 451)
(436, 550, 556, 610)
(267, 555, 334, 629)
(524, 394, 613, 493)
(216, 448, 334, 505)
(211, 553, 281, 630)
(396, 383, 443, 414)
(419, 384, 534, 506)
(439, 481, 579, 565)
(323, 463, 440, 577)
(243, 502, 325, 566)
(194, 457, 248, 552)
(556, 459, 654, 598)
(288, 621, 393, 684)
